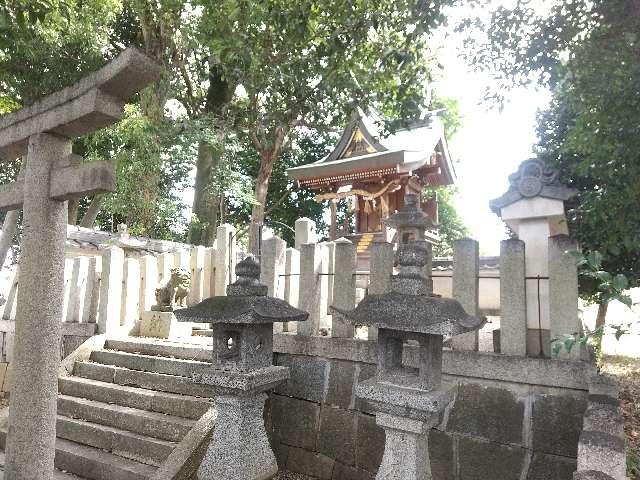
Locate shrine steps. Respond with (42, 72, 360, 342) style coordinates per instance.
(1, 339, 214, 480)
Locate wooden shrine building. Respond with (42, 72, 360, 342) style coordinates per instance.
(287, 110, 456, 266)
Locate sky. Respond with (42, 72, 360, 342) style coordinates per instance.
(433, 18, 552, 256)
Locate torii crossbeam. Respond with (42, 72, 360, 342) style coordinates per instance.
(0, 47, 161, 480)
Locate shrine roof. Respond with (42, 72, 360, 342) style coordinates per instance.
(287, 110, 455, 187)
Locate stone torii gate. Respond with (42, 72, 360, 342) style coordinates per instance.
(0, 48, 161, 480)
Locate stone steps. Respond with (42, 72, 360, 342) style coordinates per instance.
(2, 337, 216, 480)
(105, 338, 211, 362)
(91, 349, 211, 378)
(0, 430, 157, 480)
(57, 395, 195, 442)
(56, 415, 175, 466)
(58, 375, 210, 420)
(72, 361, 213, 398)
(0, 452, 87, 480)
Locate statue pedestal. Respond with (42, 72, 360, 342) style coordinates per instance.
(140, 310, 193, 339)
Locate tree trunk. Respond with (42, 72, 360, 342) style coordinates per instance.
(248, 151, 279, 255)
(595, 301, 609, 330)
(79, 195, 104, 228)
(189, 141, 220, 246)
(188, 63, 235, 246)
(67, 199, 79, 225)
(0, 210, 20, 268)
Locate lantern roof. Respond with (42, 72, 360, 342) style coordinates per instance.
(174, 255, 309, 325)
(384, 193, 437, 230)
(334, 292, 483, 335)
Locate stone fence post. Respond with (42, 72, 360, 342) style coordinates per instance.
(332, 238, 356, 338)
(368, 242, 394, 340)
(190, 246, 206, 306)
(283, 248, 300, 332)
(139, 254, 157, 315)
(97, 246, 124, 334)
(203, 247, 216, 298)
(297, 243, 327, 336)
(500, 239, 527, 356)
(261, 236, 287, 299)
(157, 251, 174, 285)
(549, 235, 580, 359)
(326, 241, 336, 311)
(295, 217, 316, 250)
(451, 238, 480, 351)
(214, 224, 236, 296)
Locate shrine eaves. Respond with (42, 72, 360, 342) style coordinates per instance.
(286, 109, 456, 259)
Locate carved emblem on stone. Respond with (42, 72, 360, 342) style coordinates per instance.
(153, 268, 191, 311)
(509, 159, 560, 198)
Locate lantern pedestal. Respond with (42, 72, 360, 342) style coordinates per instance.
(375, 413, 439, 480)
(196, 394, 277, 480)
(357, 380, 453, 480)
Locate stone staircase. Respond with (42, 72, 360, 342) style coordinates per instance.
(0, 338, 214, 480)
(356, 232, 375, 254)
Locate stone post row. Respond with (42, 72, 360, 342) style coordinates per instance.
(332, 238, 356, 338)
(450, 238, 480, 351)
(368, 242, 394, 341)
(297, 242, 327, 336)
(549, 234, 581, 359)
(500, 239, 527, 356)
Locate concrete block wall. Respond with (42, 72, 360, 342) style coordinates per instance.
(267, 334, 598, 480)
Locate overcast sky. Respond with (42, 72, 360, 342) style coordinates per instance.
(433, 7, 552, 256)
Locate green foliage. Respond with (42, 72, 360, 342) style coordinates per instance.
(225, 132, 332, 246)
(424, 186, 468, 257)
(198, 0, 456, 134)
(552, 249, 637, 357)
(0, 0, 121, 105)
(83, 105, 192, 240)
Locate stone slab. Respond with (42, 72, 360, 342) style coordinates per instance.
(458, 436, 527, 480)
(273, 334, 595, 390)
(325, 359, 356, 409)
(526, 452, 576, 480)
(355, 413, 384, 473)
(531, 393, 587, 457)
(287, 447, 334, 480)
(274, 353, 328, 403)
(428, 429, 454, 480)
(270, 394, 320, 450)
(331, 462, 373, 480)
(576, 431, 626, 480)
(447, 383, 524, 444)
(318, 406, 356, 466)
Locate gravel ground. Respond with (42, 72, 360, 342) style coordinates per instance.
(601, 355, 640, 480)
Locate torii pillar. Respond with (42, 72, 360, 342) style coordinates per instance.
(0, 48, 161, 480)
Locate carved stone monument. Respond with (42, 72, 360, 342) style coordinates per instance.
(0, 47, 161, 479)
(334, 194, 485, 480)
(175, 255, 308, 480)
(140, 267, 192, 339)
(490, 158, 577, 355)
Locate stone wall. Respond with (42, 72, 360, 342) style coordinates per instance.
(266, 334, 595, 480)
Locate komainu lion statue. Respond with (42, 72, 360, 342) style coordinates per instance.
(154, 268, 191, 310)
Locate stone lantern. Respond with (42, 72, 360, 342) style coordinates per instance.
(175, 255, 308, 480)
(333, 193, 485, 479)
